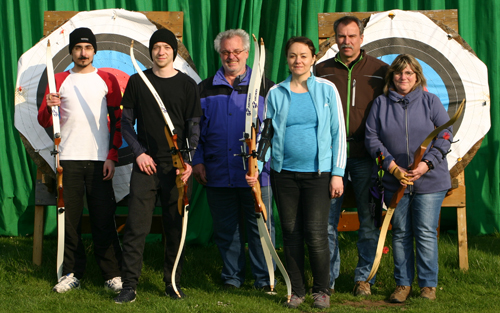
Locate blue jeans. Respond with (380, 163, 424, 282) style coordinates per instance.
(385, 190, 446, 287)
(328, 157, 378, 287)
(206, 187, 271, 288)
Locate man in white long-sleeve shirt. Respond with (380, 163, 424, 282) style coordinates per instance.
(38, 27, 123, 294)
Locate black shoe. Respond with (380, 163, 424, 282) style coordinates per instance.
(223, 283, 237, 290)
(114, 287, 136, 304)
(165, 284, 186, 299)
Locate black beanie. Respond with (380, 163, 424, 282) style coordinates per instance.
(149, 28, 178, 60)
(69, 27, 97, 54)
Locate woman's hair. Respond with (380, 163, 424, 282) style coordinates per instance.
(285, 36, 316, 57)
(384, 54, 427, 95)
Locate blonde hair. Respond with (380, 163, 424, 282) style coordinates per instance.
(384, 54, 427, 96)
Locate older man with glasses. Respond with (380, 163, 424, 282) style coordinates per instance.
(192, 29, 275, 291)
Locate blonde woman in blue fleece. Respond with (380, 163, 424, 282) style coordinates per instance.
(247, 36, 346, 309)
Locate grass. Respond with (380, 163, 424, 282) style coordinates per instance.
(1, 232, 499, 312)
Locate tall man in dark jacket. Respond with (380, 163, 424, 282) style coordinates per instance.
(315, 16, 388, 296)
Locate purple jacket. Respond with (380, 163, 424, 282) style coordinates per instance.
(365, 87, 452, 194)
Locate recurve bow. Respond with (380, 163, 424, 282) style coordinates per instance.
(47, 39, 65, 280)
(240, 35, 291, 302)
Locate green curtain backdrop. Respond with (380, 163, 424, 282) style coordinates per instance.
(1, 0, 499, 240)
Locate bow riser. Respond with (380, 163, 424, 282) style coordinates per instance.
(246, 126, 268, 221)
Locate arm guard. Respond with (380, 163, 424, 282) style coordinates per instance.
(183, 117, 200, 163)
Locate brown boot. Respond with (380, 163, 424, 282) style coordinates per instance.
(420, 287, 436, 300)
(353, 281, 371, 296)
(389, 285, 412, 303)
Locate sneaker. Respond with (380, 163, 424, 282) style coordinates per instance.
(114, 287, 136, 304)
(52, 273, 80, 293)
(104, 277, 123, 293)
(390, 285, 412, 303)
(420, 287, 436, 300)
(283, 293, 305, 309)
(312, 291, 330, 309)
(165, 284, 186, 299)
(353, 281, 371, 296)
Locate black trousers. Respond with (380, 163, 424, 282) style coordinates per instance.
(121, 162, 185, 290)
(60, 160, 122, 280)
(271, 169, 331, 297)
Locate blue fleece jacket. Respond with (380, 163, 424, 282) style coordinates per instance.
(193, 66, 273, 187)
(265, 74, 347, 177)
(365, 87, 453, 194)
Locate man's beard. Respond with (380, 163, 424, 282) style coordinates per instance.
(74, 58, 92, 69)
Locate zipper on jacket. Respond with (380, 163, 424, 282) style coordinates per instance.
(351, 79, 356, 107)
(404, 105, 413, 194)
(335, 54, 363, 157)
(306, 77, 324, 175)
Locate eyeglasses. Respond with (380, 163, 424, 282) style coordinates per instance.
(394, 71, 415, 78)
(220, 50, 245, 57)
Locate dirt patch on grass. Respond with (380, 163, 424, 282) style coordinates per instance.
(340, 299, 405, 310)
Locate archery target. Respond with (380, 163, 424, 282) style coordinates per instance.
(15, 9, 201, 201)
(317, 10, 490, 172)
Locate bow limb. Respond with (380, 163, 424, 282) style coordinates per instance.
(366, 99, 465, 282)
(171, 194, 189, 298)
(256, 212, 292, 302)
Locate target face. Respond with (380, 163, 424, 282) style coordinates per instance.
(15, 9, 200, 201)
(317, 10, 490, 173)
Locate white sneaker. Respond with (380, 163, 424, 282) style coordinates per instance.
(53, 273, 80, 293)
(104, 276, 123, 293)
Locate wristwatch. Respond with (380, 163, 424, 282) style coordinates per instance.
(423, 159, 434, 171)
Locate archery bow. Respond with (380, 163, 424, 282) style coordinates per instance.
(130, 40, 189, 297)
(366, 99, 465, 282)
(46, 39, 65, 279)
(240, 35, 291, 302)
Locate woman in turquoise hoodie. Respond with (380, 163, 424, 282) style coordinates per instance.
(247, 36, 346, 309)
